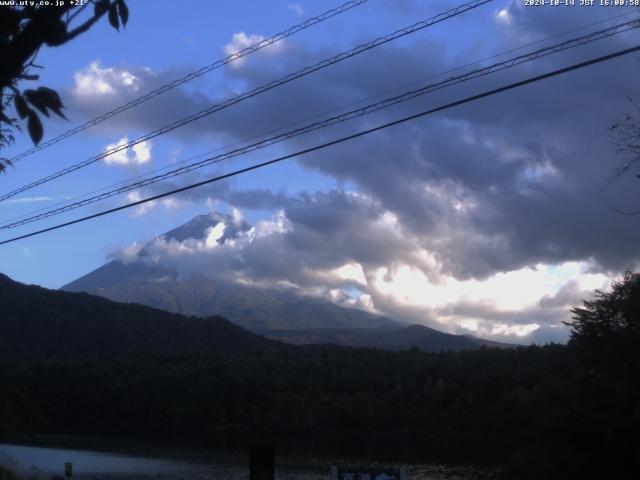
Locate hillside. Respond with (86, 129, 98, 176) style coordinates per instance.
(0, 273, 282, 362)
(62, 213, 395, 331)
(262, 324, 512, 352)
(64, 262, 394, 331)
(61, 213, 516, 352)
(62, 261, 513, 352)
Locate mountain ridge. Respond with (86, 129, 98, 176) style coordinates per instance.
(260, 324, 514, 352)
(0, 273, 283, 362)
(63, 261, 396, 332)
(61, 212, 513, 352)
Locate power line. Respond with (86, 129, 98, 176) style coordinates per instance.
(3, 17, 637, 230)
(0, 0, 494, 203)
(2, 44, 638, 246)
(8, 0, 370, 164)
(4, 8, 632, 228)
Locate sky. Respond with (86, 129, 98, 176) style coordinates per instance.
(1, 0, 640, 344)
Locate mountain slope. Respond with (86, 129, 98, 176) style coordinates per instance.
(61, 212, 512, 352)
(0, 273, 283, 362)
(64, 262, 394, 331)
(62, 213, 395, 331)
(262, 324, 513, 352)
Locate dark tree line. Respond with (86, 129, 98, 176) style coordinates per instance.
(1, 272, 639, 478)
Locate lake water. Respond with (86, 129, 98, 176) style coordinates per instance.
(0, 443, 499, 480)
(0, 443, 212, 478)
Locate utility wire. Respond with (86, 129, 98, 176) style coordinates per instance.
(3, 18, 638, 230)
(0, 0, 494, 203)
(3, 8, 633, 228)
(8, 0, 369, 164)
(1, 44, 638, 246)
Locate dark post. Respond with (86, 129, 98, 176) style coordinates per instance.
(250, 444, 275, 480)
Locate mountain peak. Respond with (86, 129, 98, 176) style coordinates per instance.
(63, 211, 397, 332)
(159, 211, 249, 245)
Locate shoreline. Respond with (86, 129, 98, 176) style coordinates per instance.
(0, 437, 501, 480)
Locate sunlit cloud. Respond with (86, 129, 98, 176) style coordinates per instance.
(103, 137, 152, 166)
(73, 61, 141, 97)
(222, 32, 285, 68)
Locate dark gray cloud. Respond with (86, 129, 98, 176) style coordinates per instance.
(175, 20, 640, 280)
(117, 190, 605, 343)
(65, 61, 221, 142)
(91, 4, 640, 342)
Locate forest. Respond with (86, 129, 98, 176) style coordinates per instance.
(1, 272, 639, 479)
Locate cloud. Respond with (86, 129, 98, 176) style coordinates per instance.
(495, 8, 512, 25)
(123, 188, 187, 217)
(112, 191, 611, 343)
(79, 5, 639, 343)
(99, 26, 640, 278)
(287, 3, 304, 16)
(65, 61, 210, 139)
(126, 191, 157, 216)
(222, 32, 285, 69)
(111, 242, 143, 264)
(103, 137, 152, 166)
(4, 195, 56, 204)
(73, 61, 141, 98)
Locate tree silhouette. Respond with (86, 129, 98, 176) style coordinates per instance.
(566, 270, 640, 357)
(0, 0, 129, 173)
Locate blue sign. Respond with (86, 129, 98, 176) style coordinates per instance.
(332, 467, 406, 480)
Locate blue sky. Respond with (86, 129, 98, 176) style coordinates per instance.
(2, 0, 640, 343)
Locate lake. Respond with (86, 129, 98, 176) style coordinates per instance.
(0, 443, 219, 479)
(0, 443, 499, 480)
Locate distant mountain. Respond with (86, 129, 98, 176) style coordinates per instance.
(64, 262, 394, 331)
(0, 273, 282, 362)
(262, 324, 514, 352)
(63, 213, 396, 332)
(61, 212, 513, 352)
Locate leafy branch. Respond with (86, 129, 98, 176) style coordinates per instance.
(0, 0, 130, 173)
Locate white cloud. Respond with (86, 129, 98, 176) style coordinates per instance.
(287, 3, 304, 16)
(132, 141, 152, 164)
(250, 210, 292, 238)
(73, 61, 141, 98)
(103, 137, 152, 166)
(490, 322, 539, 338)
(114, 200, 613, 342)
(205, 222, 226, 247)
(126, 191, 157, 217)
(5, 195, 55, 204)
(328, 288, 377, 313)
(332, 262, 367, 285)
(160, 197, 186, 212)
(369, 260, 609, 340)
(124, 190, 186, 217)
(103, 138, 129, 165)
(494, 8, 512, 26)
(119, 242, 143, 264)
(222, 32, 285, 68)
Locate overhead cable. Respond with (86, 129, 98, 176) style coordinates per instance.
(2, 44, 637, 245)
(8, 0, 370, 164)
(0, 0, 494, 202)
(3, 17, 637, 230)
